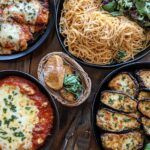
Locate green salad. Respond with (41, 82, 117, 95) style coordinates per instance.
(101, 0, 150, 27)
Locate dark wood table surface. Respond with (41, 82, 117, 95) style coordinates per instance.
(1, 26, 150, 150)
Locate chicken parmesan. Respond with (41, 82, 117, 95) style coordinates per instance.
(3, 0, 49, 25)
(0, 22, 32, 54)
(0, 76, 54, 150)
(0, 0, 49, 54)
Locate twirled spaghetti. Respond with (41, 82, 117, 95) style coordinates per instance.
(59, 0, 149, 64)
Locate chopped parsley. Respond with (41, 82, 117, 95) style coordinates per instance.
(123, 118, 131, 122)
(108, 98, 114, 105)
(14, 132, 26, 141)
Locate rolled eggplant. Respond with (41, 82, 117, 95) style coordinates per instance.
(100, 91, 137, 113)
(141, 117, 150, 136)
(138, 100, 150, 118)
(96, 108, 140, 132)
(108, 72, 138, 97)
(101, 131, 144, 150)
(136, 70, 150, 90)
(138, 91, 150, 100)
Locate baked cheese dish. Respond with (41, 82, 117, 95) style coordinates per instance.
(101, 131, 143, 150)
(100, 91, 137, 113)
(0, 0, 49, 54)
(108, 72, 138, 97)
(0, 76, 54, 150)
(138, 100, 150, 118)
(96, 108, 140, 132)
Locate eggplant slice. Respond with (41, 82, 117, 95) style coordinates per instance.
(101, 131, 144, 150)
(136, 70, 150, 90)
(128, 111, 141, 120)
(138, 100, 150, 118)
(138, 91, 150, 100)
(142, 117, 150, 136)
(100, 91, 137, 113)
(108, 72, 138, 97)
(96, 108, 140, 132)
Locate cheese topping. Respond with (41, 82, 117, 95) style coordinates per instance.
(142, 117, 150, 135)
(139, 71, 150, 89)
(138, 101, 150, 118)
(109, 73, 136, 97)
(4, 0, 40, 23)
(96, 109, 140, 132)
(0, 22, 20, 49)
(101, 92, 137, 113)
(101, 132, 143, 150)
(0, 84, 39, 150)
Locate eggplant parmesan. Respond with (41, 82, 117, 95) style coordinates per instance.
(100, 91, 137, 113)
(138, 100, 150, 118)
(0, 76, 54, 150)
(101, 131, 144, 150)
(136, 70, 150, 89)
(108, 72, 138, 97)
(0, 22, 32, 54)
(142, 117, 150, 136)
(128, 111, 141, 120)
(96, 108, 140, 132)
(138, 91, 150, 100)
(0, 0, 49, 54)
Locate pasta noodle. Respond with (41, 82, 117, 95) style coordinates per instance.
(59, 0, 149, 64)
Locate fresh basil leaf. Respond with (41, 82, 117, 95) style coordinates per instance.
(63, 74, 83, 99)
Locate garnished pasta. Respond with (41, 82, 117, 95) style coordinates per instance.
(59, 0, 149, 64)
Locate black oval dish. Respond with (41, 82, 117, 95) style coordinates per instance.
(0, 70, 59, 150)
(55, 0, 150, 68)
(0, 1, 54, 61)
(91, 62, 150, 149)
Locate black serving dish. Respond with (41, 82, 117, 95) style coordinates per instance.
(55, 0, 150, 68)
(91, 62, 150, 149)
(0, 70, 59, 150)
(0, 0, 54, 61)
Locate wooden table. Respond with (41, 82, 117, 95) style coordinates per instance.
(1, 26, 150, 150)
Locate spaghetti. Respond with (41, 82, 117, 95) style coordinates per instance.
(59, 0, 149, 64)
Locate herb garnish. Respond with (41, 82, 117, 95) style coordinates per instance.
(63, 74, 83, 99)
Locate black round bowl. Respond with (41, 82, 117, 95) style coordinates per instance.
(0, 1, 54, 61)
(55, 0, 150, 68)
(91, 62, 150, 149)
(0, 70, 59, 150)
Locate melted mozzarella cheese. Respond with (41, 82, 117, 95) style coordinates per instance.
(101, 132, 143, 150)
(0, 22, 20, 49)
(4, 0, 40, 23)
(0, 84, 39, 150)
(97, 109, 140, 132)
